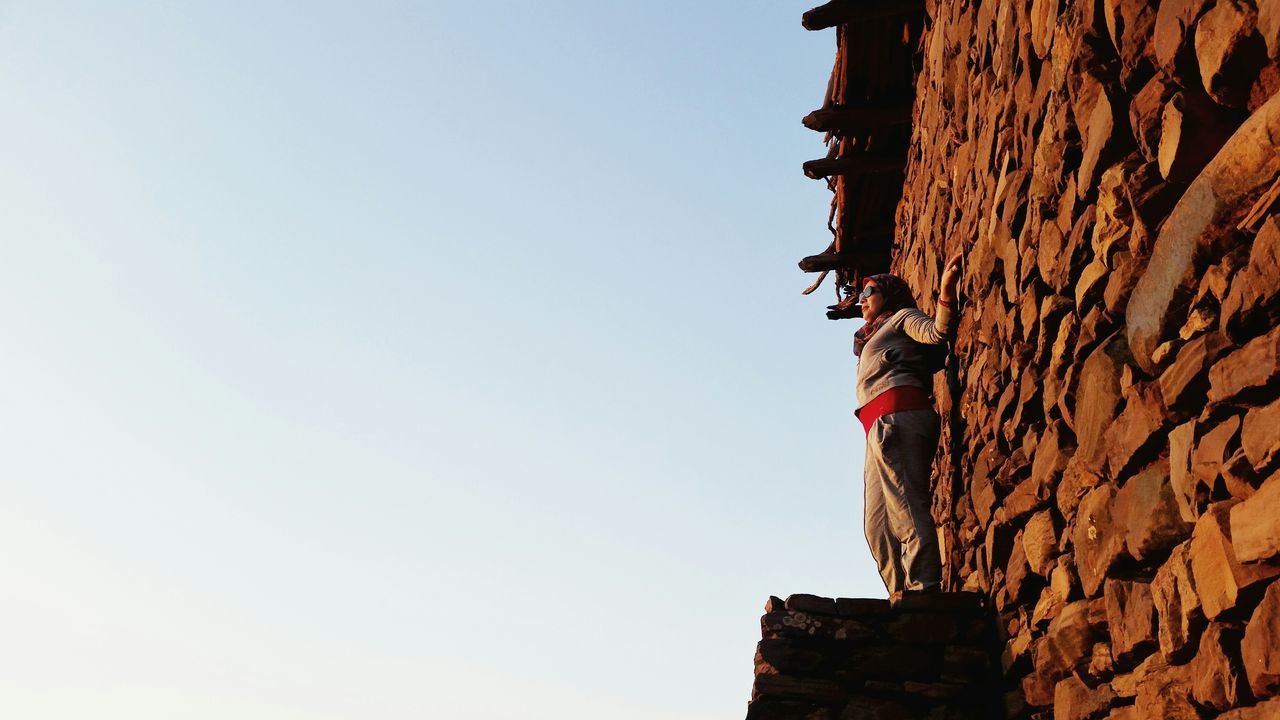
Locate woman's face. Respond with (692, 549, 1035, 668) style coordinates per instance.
(860, 282, 885, 322)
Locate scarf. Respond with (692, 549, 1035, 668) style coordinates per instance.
(852, 273, 918, 357)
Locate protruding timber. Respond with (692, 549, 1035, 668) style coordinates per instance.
(802, 104, 913, 132)
(799, 252, 892, 273)
(803, 155, 904, 179)
(801, 0, 926, 31)
(799, 247, 892, 273)
(826, 297, 861, 320)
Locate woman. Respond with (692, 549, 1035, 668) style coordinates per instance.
(853, 256, 961, 594)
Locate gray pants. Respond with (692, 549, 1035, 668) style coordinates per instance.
(863, 409, 942, 593)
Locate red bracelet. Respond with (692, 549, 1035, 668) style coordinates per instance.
(938, 297, 954, 308)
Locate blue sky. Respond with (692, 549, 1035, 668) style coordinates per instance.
(0, 2, 884, 718)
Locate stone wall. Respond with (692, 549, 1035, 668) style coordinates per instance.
(889, 0, 1280, 718)
(748, 592, 1006, 719)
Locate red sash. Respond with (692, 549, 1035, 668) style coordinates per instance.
(855, 386, 932, 435)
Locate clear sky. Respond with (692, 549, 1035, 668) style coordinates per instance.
(0, 2, 885, 718)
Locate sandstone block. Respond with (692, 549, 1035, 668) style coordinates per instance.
(752, 674, 844, 704)
(1193, 415, 1242, 487)
(1196, 0, 1267, 109)
(1074, 484, 1130, 597)
(1262, 0, 1280, 58)
(994, 475, 1053, 528)
(1133, 651, 1199, 719)
(1024, 509, 1059, 576)
(985, 522, 1016, 590)
(1191, 621, 1248, 710)
(1005, 531, 1036, 609)
(1075, 258, 1111, 310)
(1218, 697, 1280, 719)
(1103, 0, 1158, 89)
(1093, 160, 1140, 263)
(1068, 59, 1107, 142)
(1154, 0, 1216, 72)
(884, 611, 964, 645)
(1090, 640, 1116, 679)
(1127, 92, 1280, 370)
(1242, 400, 1280, 470)
(756, 638, 825, 676)
(843, 643, 940, 679)
(1222, 447, 1261, 501)
(786, 594, 838, 616)
(1075, 334, 1129, 473)
(1221, 217, 1280, 341)
(1058, 457, 1104, 524)
(1129, 74, 1178, 162)
(1052, 553, 1081, 601)
(1033, 585, 1067, 627)
(838, 695, 912, 720)
(1103, 250, 1145, 316)
(1037, 219, 1068, 290)
(1230, 469, 1280, 563)
(1242, 580, 1280, 699)
(1055, 674, 1117, 720)
(1006, 624, 1035, 673)
(1190, 501, 1280, 619)
(1125, 161, 1185, 236)
(1031, 421, 1074, 490)
(1105, 388, 1168, 481)
(971, 466, 1000, 529)
(1116, 459, 1195, 563)
(1157, 87, 1244, 184)
(1077, 304, 1114, 366)
(762, 611, 877, 642)
(1208, 325, 1280, 404)
(1158, 332, 1230, 412)
(1031, 0, 1060, 59)
(745, 699, 837, 720)
(1105, 578, 1158, 667)
(1251, 60, 1280, 112)
(1045, 599, 1107, 674)
(834, 597, 892, 616)
(1152, 540, 1205, 660)
(889, 590, 987, 613)
(1023, 664, 1058, 707)
(1112, 667, 1138, 699)
(1127, 649, 1167, 688)
(1168, 420, 1201, 522)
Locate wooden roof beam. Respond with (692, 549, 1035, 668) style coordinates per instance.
(826, 299, 862, 320)
(798, 248, 892, 273)
(802, 104, 912, 133)
(802, 0, 926, 31)
(802, 155, 904, 179)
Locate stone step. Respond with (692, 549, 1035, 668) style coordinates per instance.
(746, 592, 1008, 720)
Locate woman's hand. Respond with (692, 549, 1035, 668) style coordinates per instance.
(939, 254, 962, 305)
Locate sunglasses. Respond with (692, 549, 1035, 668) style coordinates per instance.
(858, 285, 881, 301)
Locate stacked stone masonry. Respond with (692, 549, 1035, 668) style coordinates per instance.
(768, 0, 1280, 717)
(748, 592, 1006, 720)
(899, 0, 1280, 717)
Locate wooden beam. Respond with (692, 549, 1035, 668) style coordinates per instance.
(802, 0, 926, 31)
(803, 155, 904, 179)
(799, 252, 844, 272)
(803, 104, 912, 132)
(799, 249, 892, 273)
(801, 270, 830, 295)
(826, 297, 862, 320)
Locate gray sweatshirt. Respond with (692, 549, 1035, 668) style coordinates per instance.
(854, 306, 957, 408)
